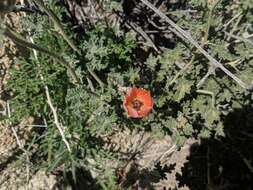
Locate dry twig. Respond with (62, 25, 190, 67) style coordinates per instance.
(24, 10, 72, 153)
(197, 66, 216, 88)
(224, 31, 253, 46)
(6, 101, 31, 184)
(44, 84, 72, 153)
(30, 39, 72, 153)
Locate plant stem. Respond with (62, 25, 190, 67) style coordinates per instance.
(88, 67, 105, 91)
(169, 55, 195, 85)
(2, 25, 80, 84)
(204, 0, 222, 43)
(32, 0, 81, 54)
(196, 89, 215, 108)
(31, 0, 105, 88)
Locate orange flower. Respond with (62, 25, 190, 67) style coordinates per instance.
(123, 87, 153, 118)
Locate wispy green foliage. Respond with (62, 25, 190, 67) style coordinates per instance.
(81, 24, 136, 71)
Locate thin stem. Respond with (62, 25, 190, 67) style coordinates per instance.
(20, 4, 72, 153)
(13, 4, 46, 15)
(86, 77, 95, 92)
(6, 101, 31, 184)
(44, 84, 72, 153)
(197, 1, 220, 88)
(170, 0, 217, 88)
(88, 67, 105, 91)
(196, 89, 215, 108)
(224, 31, 253, 46)
(31, 0, 105, 88)
(197, 66, 216, 88)
(204, 0, 222, 43)
(227, 14, 243, 41)
(240, 154, 253, 174)
(169, 55, 195, 85)
(2, 25, 80, 84)
(223, 11, 242, 28)
(32, 0, 80, 54)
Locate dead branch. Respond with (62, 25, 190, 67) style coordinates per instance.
(44, 84, 72, 153)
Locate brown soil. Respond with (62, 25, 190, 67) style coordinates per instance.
(101, 129, 196, 190)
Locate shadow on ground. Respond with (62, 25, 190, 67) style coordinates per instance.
(117, 161, 175, 189)
(176, 105, 253, 190)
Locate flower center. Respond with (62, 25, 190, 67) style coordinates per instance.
(132, 99, 143, 111)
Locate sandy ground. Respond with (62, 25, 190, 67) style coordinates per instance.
(103, 128, 196, 190)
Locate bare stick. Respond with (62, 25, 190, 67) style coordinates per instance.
(226, 14, 243, 41)
(196, 90, 215, 108)
(28, 35, 72, 153)
(240, 153, 253, 174)
(224, 31, 253, 46)
(32, 0, 105, 87)
(156, 144, 177, 164)
(88, 67, 105, 91)
(223, 12, 242, 28)
(44, 84, 71, 153)
(7, 101, 31, 184)
(140, 0, 249, 90)
(169, 56, 195, 85)
(203, 0, 221, 43)
(126, 21, 160, 53)
(197, 66, 216, 88)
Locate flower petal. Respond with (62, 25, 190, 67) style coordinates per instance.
(123, 87, 154, 118)
(124, 104, 141, 118)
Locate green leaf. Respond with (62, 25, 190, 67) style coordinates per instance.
(215, 122, 225, 137)
(204, 107, 220, 125)
(199, 128, 212, 139)
(172, 81, 193, 102)
(182, 124, 194, 136)
(190, 0, 207, 7)
(145, 54, 158, 71)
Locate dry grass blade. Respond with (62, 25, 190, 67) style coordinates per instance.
(44, 84, 72, 153)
